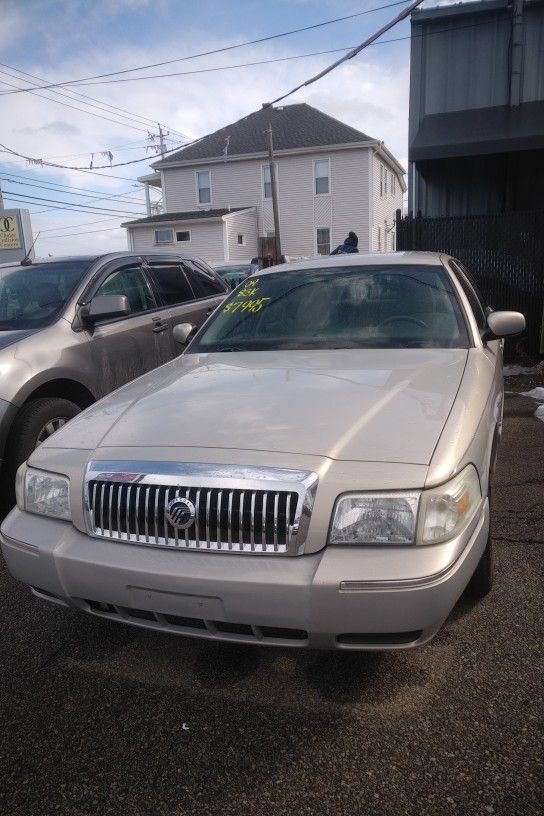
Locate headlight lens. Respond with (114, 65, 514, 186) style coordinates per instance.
(329, 493, 420, 545)
(418, 464, 481, 545)
(329, 465, 482, 547)
(17, 465, 71, 521)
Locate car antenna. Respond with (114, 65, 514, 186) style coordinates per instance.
(20, 231, 40, 266)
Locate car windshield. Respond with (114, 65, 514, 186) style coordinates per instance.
(189, 264, 470, 352)
(0, 260, 93, 330)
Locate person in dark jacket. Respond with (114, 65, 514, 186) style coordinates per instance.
(330, 231, 359, 255)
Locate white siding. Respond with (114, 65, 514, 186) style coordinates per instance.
(225, 209, 258, 261)
(164, 160, 263, 232)
(128, 221, 226, 265)
(371, 153, 404, 252)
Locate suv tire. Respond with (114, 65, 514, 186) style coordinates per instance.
(2, 397, 81, 509)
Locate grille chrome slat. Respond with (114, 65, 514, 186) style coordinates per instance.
(85, 462, 317, 556)
(144, 486, 150, 543)
(227, 491, 233, 550)
(216, 490, 222, 550)
(273, 493, 279, 552)
(205, 489, 211, 548)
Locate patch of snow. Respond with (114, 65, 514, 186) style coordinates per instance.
(521, 388, 544, 401)
(504, 365, 539, 376)
(535, 404, 544, 423)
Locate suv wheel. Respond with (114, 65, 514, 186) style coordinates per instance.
(2, 398, 81, 508)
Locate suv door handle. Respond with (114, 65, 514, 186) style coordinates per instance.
(152, 320, 167, 333)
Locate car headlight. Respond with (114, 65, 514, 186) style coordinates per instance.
(329, 465, 481, 546)
(329, 493, 420, 545)
(417, 464, 481, 545)
(16, 464, 71, 521)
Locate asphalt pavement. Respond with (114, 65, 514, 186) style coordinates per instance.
(0, 380, 542, 816)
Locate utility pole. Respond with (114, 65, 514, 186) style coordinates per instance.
(0, 179, 4, 210)
(158, 123, 166, 156)
(266, 124, 282, 262)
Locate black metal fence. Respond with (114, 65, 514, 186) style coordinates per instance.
(396, 210, 544, 357)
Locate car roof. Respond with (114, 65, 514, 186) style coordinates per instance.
(257, 251, 449, 276)
(0, 250, 209, 271)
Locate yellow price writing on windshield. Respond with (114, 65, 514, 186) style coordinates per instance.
(224, 297, 271, 314)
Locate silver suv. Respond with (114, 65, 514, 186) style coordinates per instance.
(0, 251, 228, 501)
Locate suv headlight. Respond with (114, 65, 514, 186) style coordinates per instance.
(329, 465, 481, 546)
(16, 464, 71, 521)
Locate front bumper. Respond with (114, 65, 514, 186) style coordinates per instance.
(0, 502, 489, 650)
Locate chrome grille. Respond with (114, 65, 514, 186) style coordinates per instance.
(84, 461, 318, 556)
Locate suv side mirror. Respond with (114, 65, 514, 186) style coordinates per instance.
(173, 322, 195, 345)
(483, 310, 525, 340)
(87, 294, 130, 323)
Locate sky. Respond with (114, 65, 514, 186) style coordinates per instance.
(0, 0, 430, 257)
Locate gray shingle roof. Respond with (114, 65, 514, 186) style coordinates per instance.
(154, 104, 375, 166)
(122, 207, 250, 227)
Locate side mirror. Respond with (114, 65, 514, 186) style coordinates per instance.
(87, 294, 130, 323)
(173, 322, 195, 345)
(483, 311, 525, 340)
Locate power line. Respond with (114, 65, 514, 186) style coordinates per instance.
(36, 217, 132, 232)
(0, 61, 190, 139)
(267, 0, 423, 106)
(0, 76, 151, 133)
(0, 135, 197, 171)
(1, 177, 144, 205)
(3, 189, 145, 215)
(0, 156, 144, 183)
(1, 16, 499, 91)
(0, 0, 412, 94)
(38, 226, 125, 239)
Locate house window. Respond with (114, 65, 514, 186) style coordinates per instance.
(154, 228, 174, 245)
(263, 164, 278, 199)
(391, 173, 396, 195)
(196, 170, 211, 204)
(377, 226, 382, 251)
(380, 165, 384, 197)
(316, 227, 330, 255)
(176, 230, 191, 242)
(237, 234, 245, 246)
(314, 159, 330, 195)
(384, 168, 388, 195)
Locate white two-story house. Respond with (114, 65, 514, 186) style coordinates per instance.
(123, 103, 406, 264)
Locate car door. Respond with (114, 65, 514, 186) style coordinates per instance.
(86, 262, 172, 397)
(144, 261, 206, 357)
(146, 260, 228, 356)
(183, 259, 228, 325)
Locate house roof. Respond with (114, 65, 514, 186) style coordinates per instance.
(154, 103, 376, 167)
(122, 207, 251, 228)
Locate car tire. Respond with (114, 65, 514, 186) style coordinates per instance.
(466, 486, 494, 600)
(2, 398, 81, 509)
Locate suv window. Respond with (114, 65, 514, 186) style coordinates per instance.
(184, 262, 226, 298)
(97, 266, 155, 314)
(149, 264, 195, 306)
(450, 260, 487, 329)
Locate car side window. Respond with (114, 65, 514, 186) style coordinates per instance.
(148, 264, 195, 307)
(183, 262, 226, 298)
(450, 261, 487, 330)
(96, 266, 155, 315)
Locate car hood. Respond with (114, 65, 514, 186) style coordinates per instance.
(0, 328, 39, 351)
(46, 349, 468, 465)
